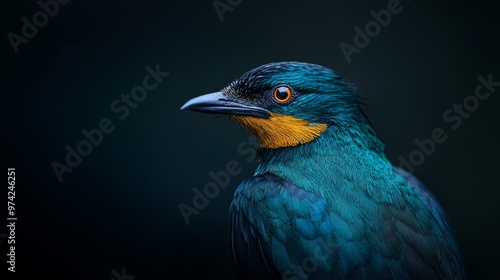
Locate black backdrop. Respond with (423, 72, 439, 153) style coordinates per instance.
(2, 0, 499, 279)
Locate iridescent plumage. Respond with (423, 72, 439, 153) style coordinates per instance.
(182, 62, 466, 279)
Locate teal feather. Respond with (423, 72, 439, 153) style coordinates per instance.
(220, 62, 467, 279)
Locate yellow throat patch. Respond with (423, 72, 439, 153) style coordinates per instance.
(231, 113, 328, 149)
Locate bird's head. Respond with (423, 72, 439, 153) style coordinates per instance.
(181, 62, 371, 149)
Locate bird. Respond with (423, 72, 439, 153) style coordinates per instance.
(181, 62, 466, 279)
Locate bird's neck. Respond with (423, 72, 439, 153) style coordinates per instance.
(255, 121, 392, 194)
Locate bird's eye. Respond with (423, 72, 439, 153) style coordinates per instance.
(273, 86, 292, 103)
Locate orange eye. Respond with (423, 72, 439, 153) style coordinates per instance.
(273, 86, 292, 103)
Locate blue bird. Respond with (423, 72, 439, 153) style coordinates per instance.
(181, 62, 466, 279)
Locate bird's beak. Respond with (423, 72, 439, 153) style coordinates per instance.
(180, 92, 270, 118)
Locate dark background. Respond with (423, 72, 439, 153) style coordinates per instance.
(2, 0, 499, 279)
